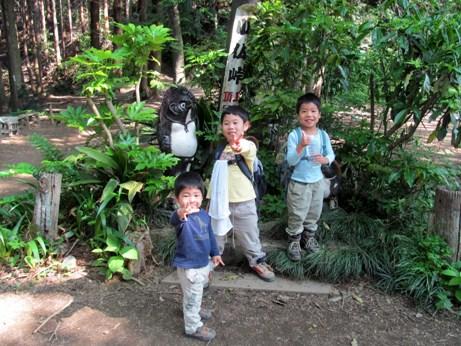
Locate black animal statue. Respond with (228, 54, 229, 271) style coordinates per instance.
(157, 86, 198, 175)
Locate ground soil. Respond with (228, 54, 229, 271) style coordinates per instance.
(1, 258, 461, 346)
(1, 98, 461, 345)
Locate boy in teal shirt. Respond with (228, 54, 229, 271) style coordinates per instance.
(285, 93, 335, 261)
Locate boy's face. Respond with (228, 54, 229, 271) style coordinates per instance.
(298, 102, 320, 130)
(176, 186, 203, 212)
(221, 113, 249, 144)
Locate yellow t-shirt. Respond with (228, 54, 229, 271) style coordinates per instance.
(208, 139, 256, 203)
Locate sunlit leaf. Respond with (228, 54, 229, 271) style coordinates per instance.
(120, 246, 139, 260)
(108, 256, 125, 273)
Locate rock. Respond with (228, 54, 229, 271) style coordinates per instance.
(61, 255, 77, 272)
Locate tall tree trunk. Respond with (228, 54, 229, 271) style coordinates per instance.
(0, 65, 6, 112)
(38, 0, 48, 58)
(58, 0, 65, 56)
(150, 0, 162, 99)
(28, 0, 44, 94)
(67, 0, 73, 43)
(168, 4, 185, 84)
(80, 0, 88, 34)
(370, 73, 375, 132)
(138, 0, 147, 22)
(113, 0, 123, 37)
(126, 0, 131, 21)
(90, 0, 100, 48)
(101, 0, 110, 48)
(50, 0, 62, 64)
(20, 0, 37, 94)
(1, 0, 24, 111)
(210, 0, 218, 34)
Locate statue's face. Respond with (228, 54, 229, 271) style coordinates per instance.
(167, 89, 195, 123)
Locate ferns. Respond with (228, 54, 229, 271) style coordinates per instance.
(28, 133, 63, 161)
(0, 163, 37, 178)
(266, 207, 455, 310)
(156, 232, 176, 265)
(268, 243, 384, 282)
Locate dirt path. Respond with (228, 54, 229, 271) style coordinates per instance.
(1, 262, 460, 346)
(0, 118, 89, 197)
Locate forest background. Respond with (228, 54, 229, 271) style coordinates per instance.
(1, 0, 461, 315)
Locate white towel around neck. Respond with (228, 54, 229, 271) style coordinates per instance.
(208, 160, 232, 236)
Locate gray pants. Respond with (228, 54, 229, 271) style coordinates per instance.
(285, 180, 324, 237)
(215, 199, 266, 267)
(177, 263, 212, 334)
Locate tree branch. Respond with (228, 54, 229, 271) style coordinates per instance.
(87, 97, 113, 147)
(105, 97, 126, 134)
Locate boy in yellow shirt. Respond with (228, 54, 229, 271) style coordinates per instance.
(208, 105, 275, 282)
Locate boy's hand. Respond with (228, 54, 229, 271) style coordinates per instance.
(230, 133, 242, 153)
(212, 256, 225, 267)
(312, 154, 328, 165)
(177, 207, 189, 220)
(300, 131, 312, 147)
(177, 202, 196, 221)
(297, 131, 312, 155)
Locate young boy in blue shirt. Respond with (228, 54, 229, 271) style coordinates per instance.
(170, 172, 224, 342)
(285, 93, 335, 261)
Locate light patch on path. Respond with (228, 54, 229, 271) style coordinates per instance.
(162, 270, 334, 295)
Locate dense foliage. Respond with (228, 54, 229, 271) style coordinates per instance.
(1, 0, 461, 312)
(184, 0, 461, 312)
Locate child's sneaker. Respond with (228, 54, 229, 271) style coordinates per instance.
(199, 308, 212, 321)
(186, 326, 216, 342)
(287, 235, 302, 261)
(303, 236, 320, 253)
(251, 261, 275, 282)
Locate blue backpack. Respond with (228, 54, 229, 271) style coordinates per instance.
(213, 142, 267, 206)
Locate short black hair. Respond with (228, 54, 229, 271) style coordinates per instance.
(296, 93, 321, 113)
(220, 105, 250, 123)
(174, 171, 204, 197)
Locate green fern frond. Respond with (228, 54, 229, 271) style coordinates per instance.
(28, 133, 63, 161)
(0, 163, 37, 178)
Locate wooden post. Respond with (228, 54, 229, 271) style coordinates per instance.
(127, 227, 153, 275)
(33, 173, 62, 239)
(433, 187, 461, 261)
(218, 2, 256, 112)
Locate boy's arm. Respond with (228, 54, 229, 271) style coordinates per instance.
(170, 210, 184, 227)
(236, 138, 256, 161)
(286, 130, 305, 166)
(208, 218, 220, 257)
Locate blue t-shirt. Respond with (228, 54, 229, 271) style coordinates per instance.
(170, 209, 220, 269)
(286, 127, 335, 184)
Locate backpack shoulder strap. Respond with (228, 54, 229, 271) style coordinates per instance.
(319, 129, 327, 155)
(215, 141, 253, 184)
(235, 154, 253, 183)
(214, 142, 226, 161)
(295, 127, 302, 143)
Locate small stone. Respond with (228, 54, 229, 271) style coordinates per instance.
(61, 255, 77, 271)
